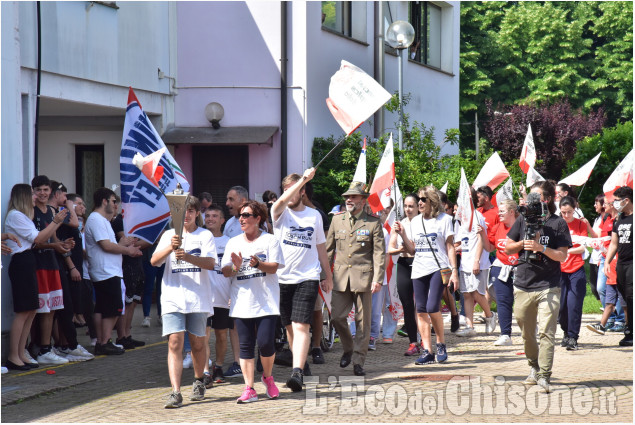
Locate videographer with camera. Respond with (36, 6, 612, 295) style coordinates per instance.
(505, 181, 572, 393)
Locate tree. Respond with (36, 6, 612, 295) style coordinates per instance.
(562, 121, 633, 218)
(460, 1, 633, 148)
(483, 99, 605, 181)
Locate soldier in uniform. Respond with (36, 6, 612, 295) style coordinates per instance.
(326, 182, 386, 376)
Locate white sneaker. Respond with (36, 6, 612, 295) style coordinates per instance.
(494, 334, 512, 346)
(66, 346, 94, 361)
(90, 338, 98, 347)
(459, 315, 467, 326)
(37, 350, 69, 365)
(141, 316, 151, 328)
(24, 349, 38, 365)
(1, 366, 8, 374)
(183, 352, 193, 369)
(455, 327, 476, 337)
(485, 312, 498, 334)
(74, 344, 95, 359)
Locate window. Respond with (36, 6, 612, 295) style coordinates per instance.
(409, 2, 443, 69)
(322, 1, 366, 42)
(75, 145, 104, 212)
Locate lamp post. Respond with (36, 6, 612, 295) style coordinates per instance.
(386, 20, 415, 149)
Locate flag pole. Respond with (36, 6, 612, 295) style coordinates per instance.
(314, 137, 347, 170)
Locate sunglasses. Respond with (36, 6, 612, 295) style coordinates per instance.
(239, 212, 255, 219)
(419, 197, 428, 203)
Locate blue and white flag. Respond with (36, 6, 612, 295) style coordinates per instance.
(119, 87, 190, 243)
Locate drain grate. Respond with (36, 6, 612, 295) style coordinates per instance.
(401, 375, 471, 381)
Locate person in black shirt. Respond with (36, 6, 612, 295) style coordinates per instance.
(505, 181, 571, 393)
(604, 186, 633, 347)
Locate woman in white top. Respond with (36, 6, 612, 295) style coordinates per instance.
(394, 186, 459, 366)
(388, 193, 422, 356)
(3, 184, 67, 370)
(222, 200, 284, 404)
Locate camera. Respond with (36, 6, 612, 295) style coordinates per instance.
(517, 192, 548, 263)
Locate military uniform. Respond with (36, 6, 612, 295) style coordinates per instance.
(326, 192, 385, 369)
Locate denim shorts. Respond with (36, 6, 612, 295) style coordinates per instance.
(162, 312, 208, 337)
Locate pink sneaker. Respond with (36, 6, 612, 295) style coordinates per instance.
(236, 386, 258, 404)
(261, 375, 279, 399)
(404, 342, 421, 356)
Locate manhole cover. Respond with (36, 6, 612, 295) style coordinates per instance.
(401, 375, 471, 381)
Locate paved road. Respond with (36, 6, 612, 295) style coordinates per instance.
(1, 313, 632, 422)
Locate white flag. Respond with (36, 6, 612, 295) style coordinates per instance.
(559, 152, 601, 187)
(352, 138, 367, 183)
(519, 124, 536, 173)
(472, 152, 510, 190)
(526, 166, 545, 187)
(440, 181, 449, 193)
(493, 178, 514, 207)
(382, 184, 404, 321)
(120, 88, 190, 243)
(456, 168, 475, 232)
(326, 60, 392, 135)
(603, 149, 634, 202)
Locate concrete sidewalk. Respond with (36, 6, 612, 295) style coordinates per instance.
(1, 313, 632, 422)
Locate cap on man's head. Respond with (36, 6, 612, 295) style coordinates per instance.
(342, 181, 369, 197)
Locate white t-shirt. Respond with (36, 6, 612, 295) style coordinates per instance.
(4, 210, 39, 256)
(410, 213, 455, 279)
(223, 216, 243, 238)
(155, 227, 218, 315)
(396, 216, 415, 257)
(455, 210, 490, 272)
(273, 207, 325, 284)
(221, 232, 284, 318)
(85, 212, 122, 282)
(209, 235, 232, 308)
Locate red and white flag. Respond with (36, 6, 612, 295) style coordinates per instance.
(326, 60, 392, 135)
(456, 168, 475, 232)
(368, 134, 395, 213)
(382, 179, 404, 321)
(559, 152, 602, 187)
(472, 152, 510, 190)
(132, 148, 166, 188)
(603, 149, 634, 202)
(120, 87, 190, 243)
(492, 178, 513, 207)
(519, 124, 536, 173)
(352, 138, 367, 183)
(526, 166, 545, 187)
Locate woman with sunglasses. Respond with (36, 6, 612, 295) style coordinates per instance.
(222, 201, 284, 403)
(394, 186, 459, 365)
(479, 199, 519, 346)
(3, 184, 68, 370)
(389, 193, 422, 356)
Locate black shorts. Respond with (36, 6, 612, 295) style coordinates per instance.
(124, 274, 144, 304)
(9, 251, 39, 312)
(93, 276, 124, 318)
(206, 307, 234, 330)
(279, 280, 319, 327)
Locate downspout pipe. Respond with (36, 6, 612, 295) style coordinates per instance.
(373, 0, 385, 140)
(34, 1, 42, 174)
(280, 1, 288, 179)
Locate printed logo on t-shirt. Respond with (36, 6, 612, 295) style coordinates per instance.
(618, 223, 632, 244)
(461, 237, 470, 253)
(283, 226, 314, 249)
(415, 233, 438, 253)
(539, 235, 550, 246)
(171, 248, 202, 273)
(236, 253, 267, 280)
(214, 252, 224, 274)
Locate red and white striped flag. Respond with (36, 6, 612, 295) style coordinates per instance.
(457, 168, 475, 232)
(603, 149, 634, 202)
(382, 179, 404, 321)
(519, 124, 536, 173)
(472, 152, 510, 190)
(352, 138, 367, 183)
(559, 152, 602, 187)
(368, 134, 395, 213)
